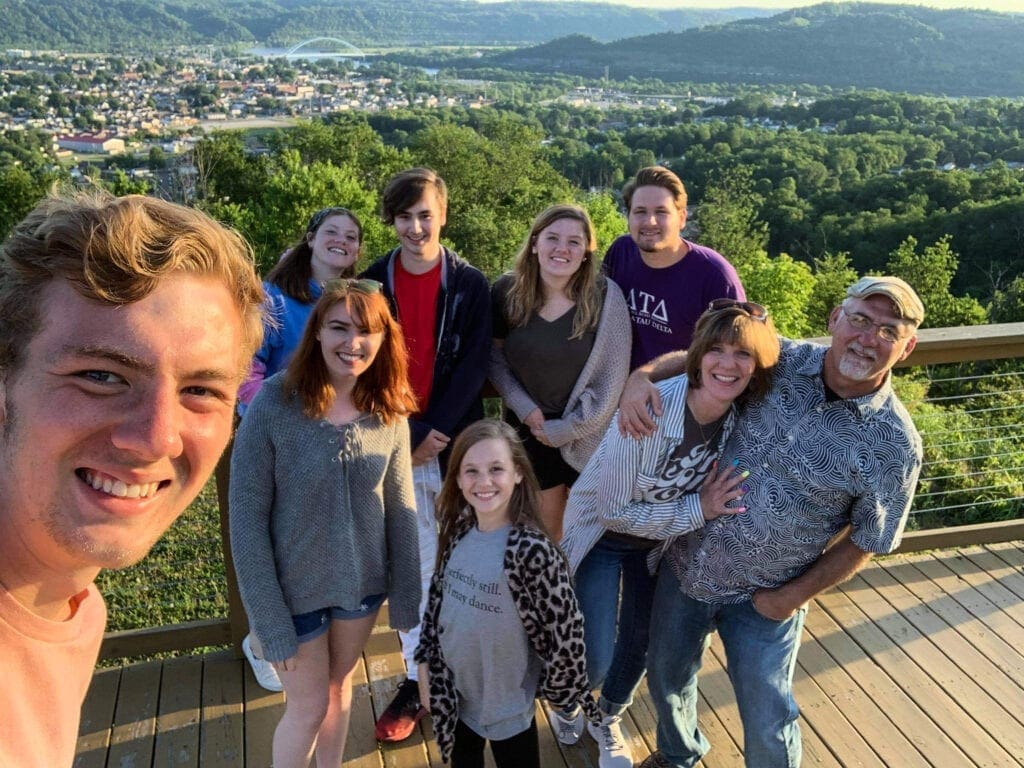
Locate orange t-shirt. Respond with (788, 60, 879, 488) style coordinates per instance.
(394, 257, 442, 414)
(0, 583, 107, 767)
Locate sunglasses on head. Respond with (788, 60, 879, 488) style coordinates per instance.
(324, 277, 382, 295)
(707, 299, 769, 322)
(306, 207, 354, 234)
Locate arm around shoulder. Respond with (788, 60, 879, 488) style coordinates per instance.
(596, 402, 706, 538)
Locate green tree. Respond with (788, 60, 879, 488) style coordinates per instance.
(695, 164, 769, 270)
(807, 251, 859, 334)
(885, 235, 987, 328)
(697, 164, 815, 337)
(101, 169, 151, 196)
(0, 165, 48, 240)
(205, 150, 386, 275)
(990, 275, 1024, 323)
(580, 190, 626, 258)
(410, 117, 573, 277)
(147, 146, 168, 171)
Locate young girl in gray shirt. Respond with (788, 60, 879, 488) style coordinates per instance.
(415, 419, 601, 767)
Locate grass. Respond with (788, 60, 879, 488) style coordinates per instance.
(94, 478, 229, 633)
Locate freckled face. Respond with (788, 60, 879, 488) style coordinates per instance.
(0, 275, 244, 576)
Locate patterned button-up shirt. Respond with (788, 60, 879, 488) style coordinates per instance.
(667, 339, 922, 603)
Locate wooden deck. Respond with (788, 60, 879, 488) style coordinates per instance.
(76, 541, 1024, 767)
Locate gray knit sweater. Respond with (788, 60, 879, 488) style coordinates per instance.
(229, 374, 421, 663)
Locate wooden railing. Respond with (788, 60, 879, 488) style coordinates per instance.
(99, 321, 1024, 660)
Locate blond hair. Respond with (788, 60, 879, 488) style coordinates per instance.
(0, 191, 264, 379)
(502, 204, 601, 339)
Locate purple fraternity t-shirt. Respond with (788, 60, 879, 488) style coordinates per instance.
(602, 235, 745, 370)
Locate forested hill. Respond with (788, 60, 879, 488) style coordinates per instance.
(486, 2, 1024, 97)
(0, 0, 770, 50)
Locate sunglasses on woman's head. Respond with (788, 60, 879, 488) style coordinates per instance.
(306, 207, 354, 234)
(324, 277, 382, 295)
(707, 299, 770, 321)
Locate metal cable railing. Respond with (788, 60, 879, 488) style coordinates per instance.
(905, 360, 1024, 528)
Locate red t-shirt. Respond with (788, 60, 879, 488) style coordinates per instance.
(394, 256, 441, 413)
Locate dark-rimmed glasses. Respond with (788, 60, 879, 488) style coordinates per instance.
(324, 277, 382, 295)
(707, 299, 769, 322)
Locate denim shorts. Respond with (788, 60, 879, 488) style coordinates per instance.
(292, 593, 386, 643)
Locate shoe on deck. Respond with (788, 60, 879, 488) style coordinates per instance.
(241, 634, 283, 692)
(375, 678, 428, 742)
(638, 751, 674, 768)
(546, 705, 585, 745)
(587, 714, 633, 768)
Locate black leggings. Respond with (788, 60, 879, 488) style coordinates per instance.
(451, 716, 540, 768)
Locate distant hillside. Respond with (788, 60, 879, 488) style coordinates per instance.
(486, 2, 1024, 97)
(0, 0, 771, 50)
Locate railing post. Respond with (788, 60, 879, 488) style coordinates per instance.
(215, 429, 249, 658)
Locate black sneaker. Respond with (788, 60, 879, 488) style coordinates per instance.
(375, 678, 427, 742)
(639, 751, 675, 768)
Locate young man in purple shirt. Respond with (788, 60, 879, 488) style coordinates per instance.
(554, 167, 745, 768)
(603, 166, 745, 370)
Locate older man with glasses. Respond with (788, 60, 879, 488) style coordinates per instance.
(620, 276, 925, 768)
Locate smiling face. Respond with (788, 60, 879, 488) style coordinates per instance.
(534, 217, 588, 283)
(307, 213, 361, 283)
(0, 274, 244, 590)
(456, 437, 522, 528)
(697, 341, 757, 407)
(825, 294, 918, 398)
(317, 299, 384, 388)
(393, 188, 446, 266)
(628, 184, 686, 255)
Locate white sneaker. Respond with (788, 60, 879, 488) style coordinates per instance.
(242, 634, 283, 692)
(546, 705, 584, 745)
(587, 714, 633, 768)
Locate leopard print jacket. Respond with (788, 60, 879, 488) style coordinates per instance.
(414, 520, 601, 762)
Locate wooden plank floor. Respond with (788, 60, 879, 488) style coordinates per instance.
(77, 542, 1024, 767)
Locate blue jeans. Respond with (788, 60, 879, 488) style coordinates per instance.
(574, 533, 657, 715)
(647, 566, 804, 768)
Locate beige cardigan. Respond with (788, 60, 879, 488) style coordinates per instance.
(489, 276, 632, 471)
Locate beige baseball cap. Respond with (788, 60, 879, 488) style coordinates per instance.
(846, 276, 924, 325)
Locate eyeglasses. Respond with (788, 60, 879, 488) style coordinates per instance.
(839, 306, 905, 343)
(324, 277, 382, 295)
(306, 207, 355, 234)
(707, 299, 770, 322)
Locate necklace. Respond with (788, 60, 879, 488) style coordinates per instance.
(686, 401, 727, 451)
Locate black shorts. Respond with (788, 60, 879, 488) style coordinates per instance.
(505, 411, 580, 491)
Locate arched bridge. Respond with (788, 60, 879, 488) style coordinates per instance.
(284, 37, 366, 59)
